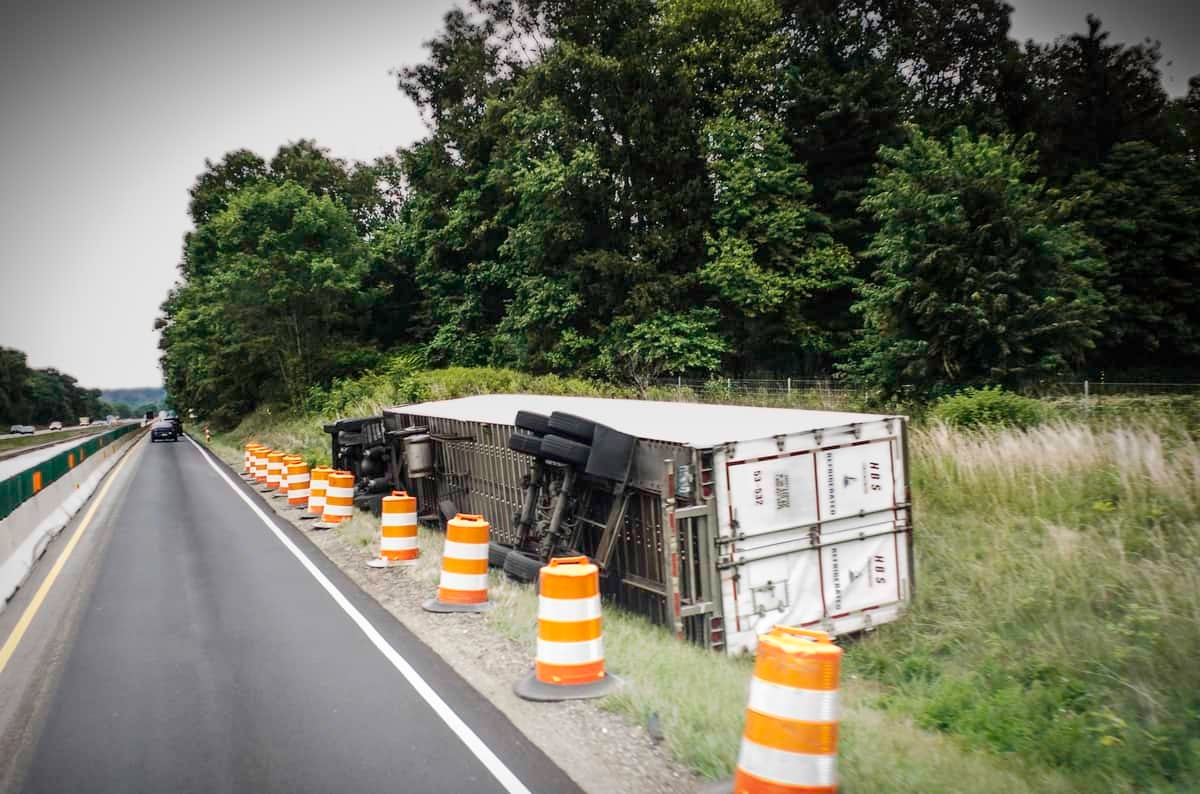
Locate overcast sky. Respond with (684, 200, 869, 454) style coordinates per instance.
(0, 0, 1196, 390)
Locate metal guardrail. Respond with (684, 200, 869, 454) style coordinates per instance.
(0, 424, 140, 522)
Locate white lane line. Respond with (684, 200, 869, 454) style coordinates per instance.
(185, 437, 532, 794)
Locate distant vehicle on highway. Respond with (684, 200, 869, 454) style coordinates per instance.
(79, 417, 90, 426)
(163, 410, 183, 434)
(48, 421, 63, 431)
(92, 418, 109, 427)
(8, 424, 35, 435)
(150, 420, 179, 443)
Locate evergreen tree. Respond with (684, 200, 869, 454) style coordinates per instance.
(1068, 142, 1200, 373)
(846, 127, 1105, 397)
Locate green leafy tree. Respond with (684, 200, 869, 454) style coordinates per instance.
(777, 0, 1017, 250)
(846, 126, 1104, 397)
(158, 279, 259, 423)
(1067, 142, 1200, 372)
(188, 149, 270, 227)
(611, 308, 729, 392)
(158, 181, 373, 417)
(270, 140, 398, 233)
(699, 113, 856, 373)
(206, 182, 371, 405)
(0, 347, 32, 424)
(21, 368, 104, 424)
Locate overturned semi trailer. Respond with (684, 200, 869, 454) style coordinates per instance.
(382, 394, 913, 654)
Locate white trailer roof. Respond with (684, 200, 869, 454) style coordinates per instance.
(388, 394, 896, 449)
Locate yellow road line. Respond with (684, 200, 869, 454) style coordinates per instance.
(0, 438, 141, 676)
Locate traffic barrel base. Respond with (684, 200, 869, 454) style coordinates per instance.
(423, 513, 491, 613)
(367, 558, 414, 568)
(422, 596, 492, 613)
(514, 556, 622, 702)
(514, 670, 622, 702)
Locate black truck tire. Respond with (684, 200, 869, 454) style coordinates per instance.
(489, 541, 512, 569)
(547, 412, 597, 444)
(503, 549, 544, 582)
(508, 432, 543, 456)
(539, 434, 590, 467)
(514, 410, 551, 436)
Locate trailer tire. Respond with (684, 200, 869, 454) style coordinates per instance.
(514, 411, 551, 436)
(489, 541, 512, 569)
(508, 432, 543, 456)
(547, 412, 597, 444)
(539, 434, 590, 467)
(503, 549, 544, 582)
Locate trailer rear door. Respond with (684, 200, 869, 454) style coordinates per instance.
(715, 420, 911, 653)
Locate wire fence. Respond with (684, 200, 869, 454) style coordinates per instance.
(644, 377, 1200, 411)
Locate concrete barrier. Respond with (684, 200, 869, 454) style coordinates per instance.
(0, 429, 143, 616)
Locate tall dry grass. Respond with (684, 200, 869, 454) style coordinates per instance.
(853, 416, 1200, 790)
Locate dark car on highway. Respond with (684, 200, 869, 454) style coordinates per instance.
(150, 420, 179, 442)
(163, 410, 183, 434)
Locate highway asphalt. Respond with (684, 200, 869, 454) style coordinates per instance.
(0, 436, 581, 793)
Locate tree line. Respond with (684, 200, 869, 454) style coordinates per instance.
(0, 347, 150, 425)
(157, 1, 1200, 423)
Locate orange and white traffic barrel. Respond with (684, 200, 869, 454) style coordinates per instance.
(515, 556, 621, 701)
(264, 450, 285, 492)
(302, 466, 332, 520)
(286, 460, 311, 508)
(422, 513, 491, 613)
(242, 444, 260, 479)
(367, 490, 419, 568)
(243, 443, 258, 477)
(253, 446, 270, 484)
(732, 626, 841, 794)
(275, 454, 301, 498)
(314, 470, 355, 529)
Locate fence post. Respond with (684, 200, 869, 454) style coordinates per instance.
(787, 377, 792, 396)
(1083, 379, 1089, 414)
